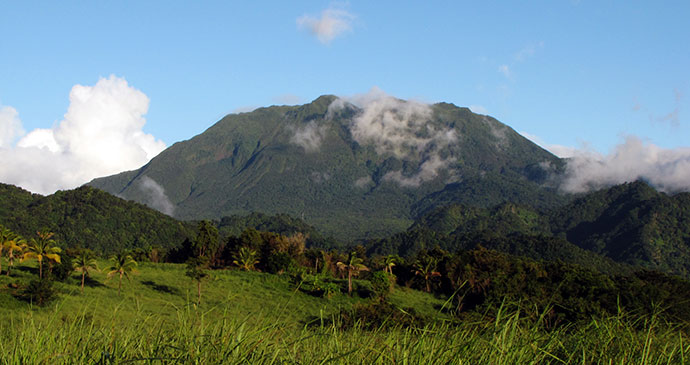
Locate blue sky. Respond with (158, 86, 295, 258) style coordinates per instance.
(0, 1, 688, 194)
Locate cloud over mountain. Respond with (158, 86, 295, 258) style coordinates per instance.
(561, 136, 690, 193)
(329, 87, 458, 187)
(0, 75, 165, 195)
(297, 5, 355, 44)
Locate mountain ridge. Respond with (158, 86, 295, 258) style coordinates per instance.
(89, 95, 566, 240)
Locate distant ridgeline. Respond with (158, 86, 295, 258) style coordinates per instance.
(367, 181, 690, 278)
(89, 95, 567, 241)
(0, 183, 336, 255)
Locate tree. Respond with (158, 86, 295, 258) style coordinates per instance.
(0, 227, 17, 275)
(193, 220, 220, 262)
(413, 256, 441, 293)
(22, 231, 61, 279)
(233, 247, 259, 271)
(4, 237, 24, 276)
(337, 252, 369, 295)
(72, 249, 98, 293)
(383, 254, 399, 275)
(105, 252, 137, 296)
(185, 256, 208, 306)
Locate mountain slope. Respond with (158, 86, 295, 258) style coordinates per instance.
(373, 181, 690, 278)
(550, 181, 690, 276)
(0, 183, 194, 254)
(90, 95, 566, 240)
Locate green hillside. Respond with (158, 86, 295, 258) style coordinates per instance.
(0, 183, 195, 254)
(89, 96, 566, 240)
(374, 181, 690, 278)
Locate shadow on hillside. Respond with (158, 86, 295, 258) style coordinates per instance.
(14, 265, 39, 276)
(141, 280, 181, 295)
(83, 275, 106, 288)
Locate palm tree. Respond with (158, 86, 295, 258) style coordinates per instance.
(383, 254, 399, 275)
(105, 252, 137, 296)
(0, 227, 15, 275)
(22, 231, 61, 279)
(4, 237, 24, 276)
(413, 257, 441, 293)
(337, 252, 369, 295)
(233, 247, 259, 271)
(72, 249, 98, 293)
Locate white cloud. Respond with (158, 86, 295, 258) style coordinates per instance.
(0, 106, 24, 148)
(560, 136, 690, 193)
(498, 64, 512, 79)
(290, 121, 328, 152)
(513, 41, 544, 62)
(0, 75, 166, 195)
(383, 155, 453, 188)
(137, 176, 175, 216)
(297, 6, 355, 44)
(329, 87, 458, 188)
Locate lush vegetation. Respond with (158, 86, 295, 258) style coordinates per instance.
(89, 96, 566, 240)
(1, 251, 689, 363)
(2, 177, 690, 362)
(373, 181, 690, 278)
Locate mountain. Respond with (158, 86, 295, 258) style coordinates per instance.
(89, 95, 566, 240)
(550, 181, 690, 276)
(372, 181, 690, 278)
(0, 183, 194, 254)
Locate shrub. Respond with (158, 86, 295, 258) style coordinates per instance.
(370, 271, 393, 300)
(18, 279, 57, 306)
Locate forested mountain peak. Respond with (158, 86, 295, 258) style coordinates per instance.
(89, 95, 565, 240)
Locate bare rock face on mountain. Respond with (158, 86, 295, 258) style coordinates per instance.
(89, 94, 565, 240)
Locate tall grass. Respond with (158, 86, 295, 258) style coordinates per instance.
(1, 300, 688, 364)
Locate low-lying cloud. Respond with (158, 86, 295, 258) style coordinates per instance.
(297, 5, 355, 44)
(0, 75, 166, 195)
(329, 87, 458, 187)
(137, 176, 175, 216)
(560, 136, 690, 193)
(289, 121, 328, 152)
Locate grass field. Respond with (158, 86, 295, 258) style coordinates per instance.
(1, 260, 689, 364)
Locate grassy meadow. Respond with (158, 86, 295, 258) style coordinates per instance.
(1, 259, 689, 364)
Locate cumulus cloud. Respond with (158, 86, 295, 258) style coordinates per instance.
(561, 136, 690, 193)
(297, 5, 355, 44)
(0, 75, 166, 195)
(329, 87, 458, 187)
(290, 121, 328, 152)
(0, 106, 24, 148)
(137, 176, 175, 216)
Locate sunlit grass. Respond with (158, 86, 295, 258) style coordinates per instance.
(1, 260, 688, 363)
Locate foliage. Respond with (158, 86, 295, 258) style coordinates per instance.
(337, 251, 369, 295)
(105, 252, 138, 296)
(0, 184, 195, 255)
(370, 271, 393, 300)
(16, 278, 57, 306)
(21, 231, 61, 279)
(185, 256, 209, 305)
(88, 96, 566, 241)
(232, 247, 259, 271)
(72, 249, 98, 293)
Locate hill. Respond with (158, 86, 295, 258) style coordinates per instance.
(0, 183, 195, 254)
(89, 95, 567, 240)
(371, 181, 690, 278)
